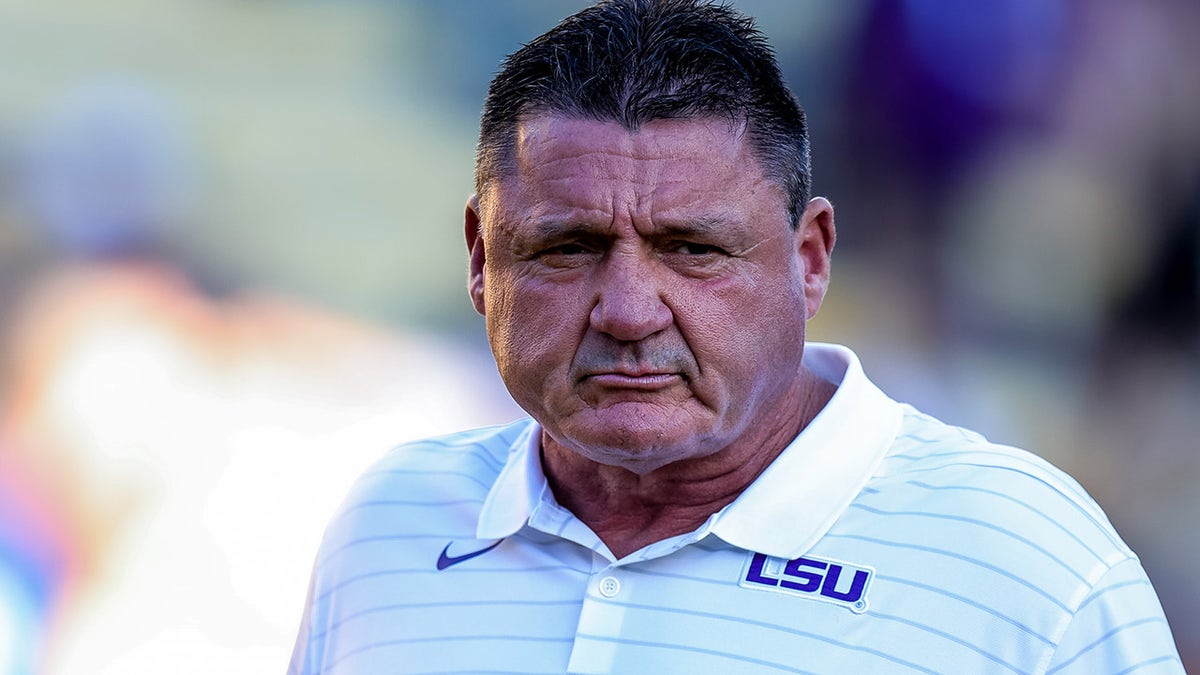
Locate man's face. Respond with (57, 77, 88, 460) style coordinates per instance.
(467, 115, 834, 474)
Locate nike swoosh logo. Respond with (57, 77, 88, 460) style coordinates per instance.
(436, 539, 504, 570)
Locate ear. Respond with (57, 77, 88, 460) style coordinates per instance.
(465, 195, 487, 316)
(797, 197, 836, 319)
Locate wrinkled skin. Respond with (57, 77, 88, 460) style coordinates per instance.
(466, 115, 835, 555)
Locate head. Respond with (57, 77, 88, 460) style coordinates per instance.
(467, 0, 835, 474)
(475, 0, 811, 227)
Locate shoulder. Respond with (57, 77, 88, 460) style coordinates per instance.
(847, 405, 1134, 606)
(354, 418, 532, 489)
(316, 418, 534, 556)
(290, 418, 537, 673)
(812, 405, 1183, 673)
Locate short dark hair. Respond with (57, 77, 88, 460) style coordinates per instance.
(475, 0, 811, 226)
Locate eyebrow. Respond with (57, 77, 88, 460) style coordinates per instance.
(652, 217, 728, 237)
(507, 220, 611, 256)
(531, 220, 610, 239)
(529, 215, 731, 238)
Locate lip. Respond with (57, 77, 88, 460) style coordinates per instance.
(585, 372, 680, 390)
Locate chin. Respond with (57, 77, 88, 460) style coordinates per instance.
(576, 445, 689, 475)
(559, 425, 714, 475)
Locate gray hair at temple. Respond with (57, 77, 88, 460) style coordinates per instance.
(474, 0, 812, 227)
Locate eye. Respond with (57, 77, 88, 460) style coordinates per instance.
(666, 241, 726, 257)
(543, 243, 590, 256)
(535, 241, 602, 268)
(659, 239, 731, 276)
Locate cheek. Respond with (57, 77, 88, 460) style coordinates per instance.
(486, 275, 588, 383)
(681, 275, 807, 386)
(704, 265, 805, 328)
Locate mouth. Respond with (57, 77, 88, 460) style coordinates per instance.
(583, 371, 682, 390)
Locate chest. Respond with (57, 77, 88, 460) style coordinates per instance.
(309, 534, 1059, 674)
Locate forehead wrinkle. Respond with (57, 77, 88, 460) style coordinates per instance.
(516, 120, 746, 178)
(522, 154, 678, 192)
(515, 178, 751, 238)
(528, 218, 614, 239)
(651, 216, 726, 235)
(503, 116, 775, 238)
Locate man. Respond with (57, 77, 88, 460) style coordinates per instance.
(290, 1, 1183, 672)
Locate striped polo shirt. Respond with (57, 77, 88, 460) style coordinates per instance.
(289, 343, 1183, 674)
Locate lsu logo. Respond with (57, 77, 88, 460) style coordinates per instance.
(740, 552, 874, 614)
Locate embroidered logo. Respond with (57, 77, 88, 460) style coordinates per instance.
(739, 552, 874, 613)
(436, 539, 504, 570)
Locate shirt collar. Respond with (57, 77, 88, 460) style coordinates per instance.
(477, 343, 903, 558)
(476, 419, 542, 540)
(708, 343, 903, 558)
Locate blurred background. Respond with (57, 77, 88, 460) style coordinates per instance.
(0, 0, 1195, 672)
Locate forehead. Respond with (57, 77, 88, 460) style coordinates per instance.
(486, 115, 783, 225)
(517, 114, 748, 165)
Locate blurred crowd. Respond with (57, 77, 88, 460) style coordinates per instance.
(0, 1, 1196, 673)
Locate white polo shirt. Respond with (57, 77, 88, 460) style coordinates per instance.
(289, 344, 1183, 674)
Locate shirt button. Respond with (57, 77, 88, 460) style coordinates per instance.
(598, 575, 621, 598)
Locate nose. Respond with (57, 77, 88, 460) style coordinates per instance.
(589, 253, 673, 342)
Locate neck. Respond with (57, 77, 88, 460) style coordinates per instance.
(540, 371, 837, 559)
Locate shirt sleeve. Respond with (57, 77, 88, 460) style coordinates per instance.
(287, 567, 326, 675)
(1045, 557, 1185, 674)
